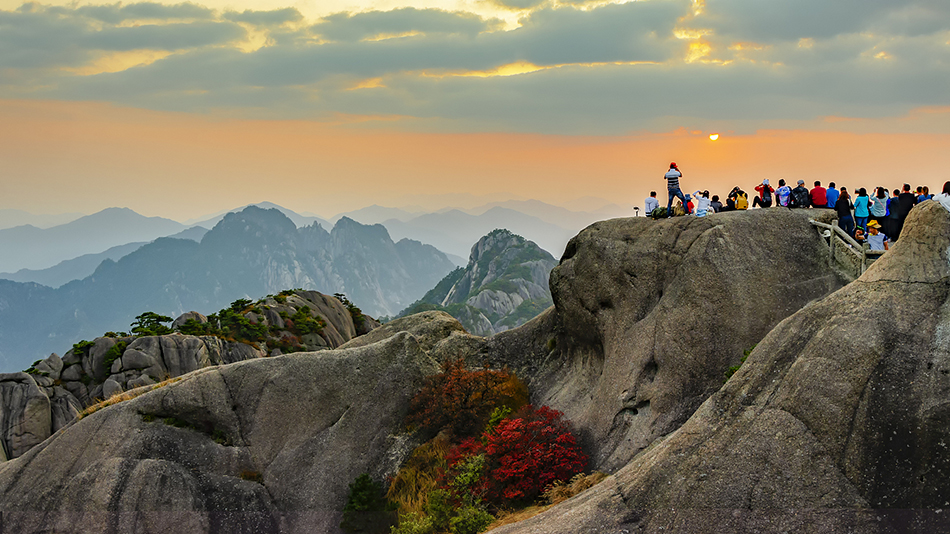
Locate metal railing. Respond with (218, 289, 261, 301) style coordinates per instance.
(809, 220, 886, 278)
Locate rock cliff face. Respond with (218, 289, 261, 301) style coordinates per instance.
(477, 208, 845, 471)
(0, 320, 450, 534)
(402, 229, 557, 336)
(490, 201, 950, 533)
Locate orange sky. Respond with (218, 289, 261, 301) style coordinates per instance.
(3, 98, 950, 219)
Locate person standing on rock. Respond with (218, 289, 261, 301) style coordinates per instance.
(644, 191, 659, 216)
(664, 163, 687, 218)
(895, 183, 918, 239)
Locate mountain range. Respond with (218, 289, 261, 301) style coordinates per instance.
(0, 208, 189, 273)
(0, 207, 454, 371)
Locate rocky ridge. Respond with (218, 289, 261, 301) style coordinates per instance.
(0, 206, 945, 533)
(401, 229, 557, 336)
(0, 289, 373, 461)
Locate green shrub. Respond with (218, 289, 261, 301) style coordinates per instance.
(725, 344, 757, 380)
(449, 506, 493, 534)
(102, 341, 128, 373)
(341, 474, 398, 534)
(425, 490, 453, 532)
(390, 512, 435, 534)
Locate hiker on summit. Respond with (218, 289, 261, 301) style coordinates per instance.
(776, 179, 791, 207)
(692, 190, 713, 217)
(825, 182, 840, 209)
(664, 163, 687, 218)
(810, 181, 827, 208)
(789, 180, 811, 208)
(753, 179, 774, 208)
(644, 191, 659, 216)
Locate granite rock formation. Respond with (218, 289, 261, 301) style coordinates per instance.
(489, 201, 950, 533)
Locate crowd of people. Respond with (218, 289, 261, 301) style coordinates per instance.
(643, 162, 950, 252)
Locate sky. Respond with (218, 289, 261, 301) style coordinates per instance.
(2, 0, 949, 220)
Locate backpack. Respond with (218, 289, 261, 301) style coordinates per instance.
(736, 193, 749, 210)
(793, 188, 810, 208)
(762, 187, 772, 202)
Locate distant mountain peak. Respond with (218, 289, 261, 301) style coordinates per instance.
(401, 228, 556, 336)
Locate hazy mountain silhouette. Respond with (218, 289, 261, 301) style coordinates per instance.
(0, 207, 453, 371)
(0, 227, 207, 288)
(0, 208, 187, 272)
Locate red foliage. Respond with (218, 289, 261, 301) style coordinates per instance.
(406, 359, 528, 438)
(442, 405, 587, 505)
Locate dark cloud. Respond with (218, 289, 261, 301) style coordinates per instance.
(58, 2, 215, 23)
(223, 7, 303, 27)
(694, 0, 950, 43)
(312, 8, 500, 42)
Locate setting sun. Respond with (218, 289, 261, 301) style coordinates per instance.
(709, 133, 720, 141)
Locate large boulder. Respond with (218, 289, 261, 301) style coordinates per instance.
(478, 209, 845, 471)
(0, 331, 441, 533)
(0, 373, 51, 460)
(490, 201, 950, 533)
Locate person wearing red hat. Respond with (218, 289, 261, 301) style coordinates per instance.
(664, 162, 687, 218)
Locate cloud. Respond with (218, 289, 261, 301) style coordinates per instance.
(3, 0, 949, 136)
(0, 3, 245, 72)
(56, 1, 215, 24)
(223, 7, 303, 27)
(312, 8, 499, 42)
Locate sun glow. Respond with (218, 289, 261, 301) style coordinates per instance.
(709, 133, 720, 141)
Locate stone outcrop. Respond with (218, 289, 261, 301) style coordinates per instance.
(490, 201, 950, 533)
(0, 326, 443, 533)
(477, 209, 845, 471)
(0, 372, 52, 460)
(2, 289, 374, 460)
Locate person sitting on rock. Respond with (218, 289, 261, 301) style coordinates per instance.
(685, 194, 694, 214)
(789, 180, 811, 208)
(753, 179, 774, 208)
(735, 189, 749, 210)
(645, 191, 659, 216)
(810, 180, 827, 208)
(776, 179, 791, 207)
(709, 195, 723, 213)
(934, 181, 950, 212)
(825, 182, 840, 209)
(866, 221, 889, 251)
(692, 190, 713, 217)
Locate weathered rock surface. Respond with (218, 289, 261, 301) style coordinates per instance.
(477, 209, 845, 471)
(0, 331, 441, 533)
(0, 372, 51, 460)
(490, 201, 950, 533)
(341, 310, 485, 364)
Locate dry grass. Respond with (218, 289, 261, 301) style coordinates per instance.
(487, 472, 608, 530)
(77, 376, 183, 419)
(387, 432, 452, 514)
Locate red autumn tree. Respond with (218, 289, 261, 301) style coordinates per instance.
(406, 359, 528, 438)
(482, 405, 587, 503)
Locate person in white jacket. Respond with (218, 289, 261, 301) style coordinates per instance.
(934, 181, 950, 212)
(692, 190, 713, 217)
